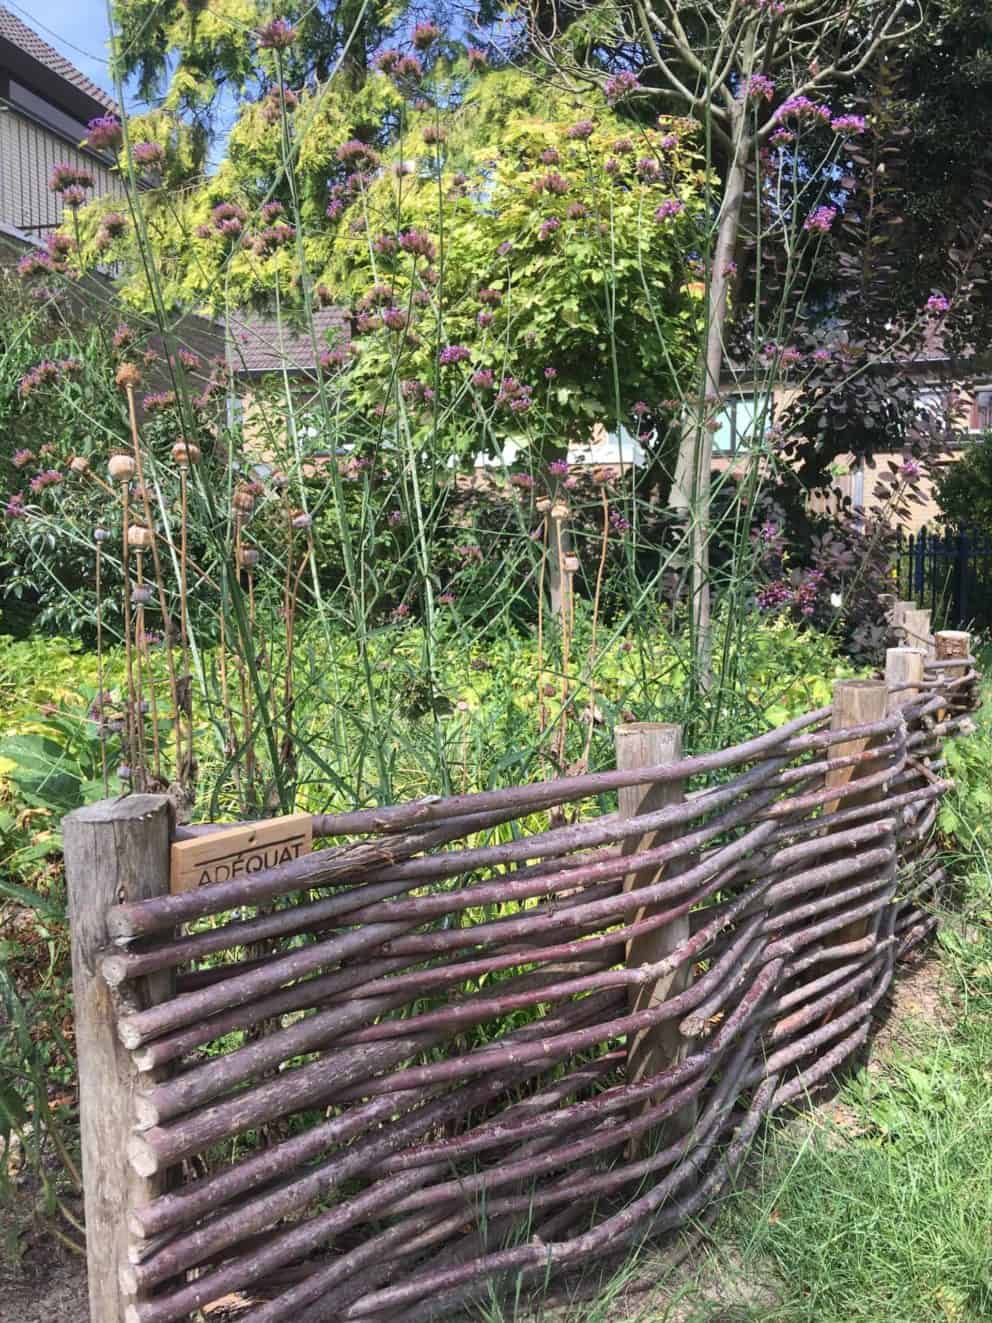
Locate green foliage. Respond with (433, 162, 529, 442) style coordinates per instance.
(937, 431, 992, 532)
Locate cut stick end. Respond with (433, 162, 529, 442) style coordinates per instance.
(127, 1208, 152, 1241)
(119, 1262, 139, 1296)
(118, 1019, 143, 1051)
(133, 1094, 161, 1131)
(101, 952, 131, 986)
(128, 1134, 160, 1178)
(132, 1045, 157, 1072)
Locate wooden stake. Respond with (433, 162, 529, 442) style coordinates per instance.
(934, 630, 971, 720)
(884, 647, 925, 714)
(890, 599, 915, 644)
(63, 795, 175, 1323)
(825, 680, 892, 948)
(902, 607, 932, 656)
(615, 722, 694, 1145)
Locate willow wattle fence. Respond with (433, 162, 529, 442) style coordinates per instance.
(61, 626, 981, 1323)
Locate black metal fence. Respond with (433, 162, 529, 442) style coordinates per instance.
(897, 526, 992, 632)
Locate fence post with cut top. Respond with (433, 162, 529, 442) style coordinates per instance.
(825, 679, 893, 949)
(62, 795, 174, 1323)
(615, 722, 693, 1144)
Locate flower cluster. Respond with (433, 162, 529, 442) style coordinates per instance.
(804, 205, 837, 233)
(28, 469, 63, 493)
(654, 198, 684, 222)
(379, 50, 423, 82)
(439, 344, 471, 366)
(538, 216, 561, 240)
(250, 223, 296, 255)
(142, 391, 177, 413)
(467, 46, 487, 72)
(534, 171, 570, 195)
(412, 21, 441, 50)
(422, 124, 447, 145)
(4, 494, 26, 519)
(744, 74, 775, 102)
(210, 201, 247, 237)
(604, 71, 640, 104)
(257, 18, 297, 49)
(100, 211, 128, 239)
(18, 358, 76, 398)
(926, 293, 950, 314)
(261, 86, 299, 123)
(830, 114, 867, 136)
(17, 251, 54, 279)
(398, 229, 436, 261)
(496, 377, 533, 412)
(774, 96, 831, 125)
(336, 139, 380, 168)
(49, 163, 93, 193)
(566, 120, 595, 141)
(756, 580, 792, 611)
(133, 141, 166, 171)
(85, 115, 122, 151)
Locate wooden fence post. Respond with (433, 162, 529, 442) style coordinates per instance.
(903, 607, 932, 656)
(934, 629, 972, 720)
(825, 679, 892, 948)
(63, 795, 174, 1323)
(615, 722, 693, 1141)
(885, 646, 925, 714)
(890, 599, 915, 644)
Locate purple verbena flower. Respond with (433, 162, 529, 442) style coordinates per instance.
(831, 114, 867, 136)
(439, 344, 471, 365)
(534, 171, 570, 195)
(804, 205, 837, 233)
(257, 18, 297, 49)
(566, 120, 595, 141)
(744, 74, 775, 102)
(654, 198, 684, 221)
(604, 71, 640, 104)
(774, 96, 831, 125)
(398, 228, 436, 260)
(86, 115, 123, 151)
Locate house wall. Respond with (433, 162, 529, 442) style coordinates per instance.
(0, 100, 122, 238)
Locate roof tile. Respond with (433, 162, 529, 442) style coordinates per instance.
(0, 6, 118, 114)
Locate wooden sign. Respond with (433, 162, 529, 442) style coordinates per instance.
(170, 813, 312, 893)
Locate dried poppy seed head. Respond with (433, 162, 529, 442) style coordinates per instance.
(108, 454, 136, 483)
(172, 440, 201, 468)
(127, 525, 154, 550)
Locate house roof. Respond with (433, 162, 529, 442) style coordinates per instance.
(0, 6, 117, 115)
(226, 307, 349, 374)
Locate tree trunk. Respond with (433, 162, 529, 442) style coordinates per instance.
(670, 122, 749, 688)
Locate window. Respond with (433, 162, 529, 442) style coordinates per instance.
(973, 388, 992, 431)
(713, 394, 765, 455)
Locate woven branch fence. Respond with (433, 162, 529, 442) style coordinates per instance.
(62, 629, 981, 1323)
